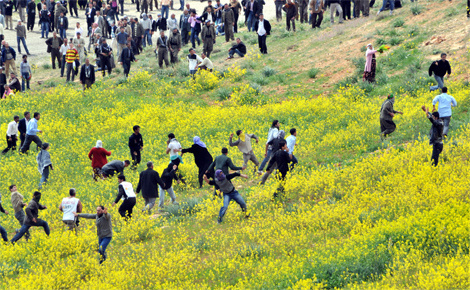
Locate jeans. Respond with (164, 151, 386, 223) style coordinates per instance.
(41, 22, 49, 38)
(430, 75, 444, 91)
(441, 116, 451, 136)
(11, 220, 50, 243)
(190, 27, 200, 48)
(218, 190, 247, 222)
(247, 11, 255, 32)
(431, 143, 443, 166)
(179, 0, 184, 9)
(190, 69, 197, 75)
(0, 224, 7, 241)
(17, 36, 30, 54)
(379, 0, 394, 11)
(158, 186, 176, 208)
(59, 27, 66, 39)
(21, 72, 30, 91)
(143, 30, 152, 47)
(229, 48, 245, 58)
(258, 149, 273, 171)
(289, 154, 298, 170)
(98, 237, 112, 263)
(161, 5, 169, 19)
(20, 134, 42, 153)
(39, 166, 50, 189)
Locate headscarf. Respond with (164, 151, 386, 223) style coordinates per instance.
(387, 94, 394, 99)
(96, 140, 103, 148)
(365, 44, 373, 57)
(279, 130, 286, 139)
(193, 136, 206, 148)
(215, 169, 226, 181)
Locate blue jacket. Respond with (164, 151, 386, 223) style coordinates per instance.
(1, 47, 16, 63)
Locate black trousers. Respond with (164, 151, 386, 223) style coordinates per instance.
(286, 17, 296, 31)
(27, 13, 35, 30)
(131, 149, 141, 166)
(69, 0, 78, 16)
(2, 134, 17, 154)
(341, 0, 351, 19)
(20, 134, 42, 153)
(123, 60, 131, 77)
(258, 34, 267, 54)
(19, 133, 25, 149)
(198, 162, 212, 188)
(431, 143, 443, 166)
(100, 56, 112, 75)
(311, 12, 323, 28)
(119, 197, 136, 219)
(51, 48, 61, 69)
(234, 13, 239, 33)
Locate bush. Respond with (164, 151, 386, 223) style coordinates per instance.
(263, 66, 277, 77)
(375, 38, 387, 45)
(308, 68, 320, 79)
(407, 25, 420, 37)
(44, 80, 57, 88)
(390, 37, 403, 46)
(351, 57, 366, 75)
(42, 63, 51, 70)
(214, 87, 232, 101)
(115, 76, 127, 86)
(410, 4, 423, 15)
(359, 80, 375, 94)
(252, 73, 270, 86)
(392, 18, 405, 27)
(336, 76, 358, 89)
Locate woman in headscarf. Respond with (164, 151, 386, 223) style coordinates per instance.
(88, 140, 112, 181)
(181, 136, 214, 188)
(363, 43, 378, 83)
(37, 143, 53, 189)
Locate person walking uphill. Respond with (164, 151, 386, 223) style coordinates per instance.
(266, 140, 291, 197)
(432, 87, 456, 137)
(310, 0, 325, 28)
(75, 206, 113, 264)
(282, 0, 297, 32)
(429, 53, 451, 92)
(159, 164, 180, 208)
(128, 125, 143, 169)
(10, 185, 30, 240)
(11, 191, 50, 243)
(421, 105, 444, 166)
(88, 140, 111, 180)
(229, 130, 259, 169)
(204, 169, 249, 223)
(222, 3, 235, 42)
(59, 188, 82, 233)
(181, 136, 214, 188)
(20, 112, 43, 154)
(259, 130, 286, 184)
(258, 119, 280, 174)
(136, 161, 165, 214)
(380, 94, 403, 139)
(112, 175, 136, 219)
(2, 115, 19, 154)
(37, 143, 53, 189)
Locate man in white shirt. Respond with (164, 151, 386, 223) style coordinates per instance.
(112, 175, 137, 219)
(59, 188, 83, 233)
(74, 22, 84, 38)
(2, 115, 19, 154)
(432, 87, 457, 137)
(59, 37, 70, 77)
(166, 133, 182, 164)
(167, 13, 178, 33)
(187, 47, 202, 76)
(254, 13, 271, 54)
(285, 128, 298, 169)
(198, 53, 214, 71)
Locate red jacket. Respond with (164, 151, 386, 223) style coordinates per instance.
(88, 147, 112, 168)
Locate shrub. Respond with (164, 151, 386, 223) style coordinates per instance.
(214, 87, 232, 101)
(360, 46, 367, 53)
(263, 66, 277, 77)
(252, 73, 270, 86)
(390, 37, 403, 46)
(115, 76, 127, 86)
(44, 80, 57, 88)
(359, 80, 375, 94)
(223, 66, 246, 82)
(230, 84, 262, 106)
(392, 18, 405, 27)
(375, 38, 387, 45)
(336, 76, 358, 89)
(308, 68, 320, 79)
(407, 25, 420, 37)
(410, 4, 423, 15)
(42, 63, 51, 70)
(351, 57, 366, 74)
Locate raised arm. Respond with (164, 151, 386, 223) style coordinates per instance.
(227, 158, 242, 171)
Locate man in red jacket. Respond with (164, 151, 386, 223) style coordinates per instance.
(88, 140, 112, 180)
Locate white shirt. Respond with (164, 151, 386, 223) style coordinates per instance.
(61, 197, 80, 221)
(207, 14, 213, 23)
(198, 57, 214, 69)
(187, 54, 203, 70)
(120, 181, 136, 199)
(257, 20, 266, 36)
(286, 135, 296, 154)
(60, 43, 70, 55)
(168, 140, 182, 158)
(75, 27, 84, 38)
(6, 121, 18, 137)
(167, 18, 178, 31)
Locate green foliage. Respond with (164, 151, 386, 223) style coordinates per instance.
(389, 37, 403, 46)
(214, 87, 232, 101)
(166, 197, 202, 217)
(359, 80, 375, 94)
(407, 25, 420, 37)
(375, 38, 387, 45)
(263, 66, 277, 77)
(410, 4, 423, 15)
(392, 18, 405, 27)
(308, 68, 320, 79)
(351, 57, 366, 75)
(44, 80, 57, 88)
(42, 63, 51, 70)
(252, 73, 270, 86)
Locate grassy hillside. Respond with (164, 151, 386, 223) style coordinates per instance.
(0, 0, 469, 288)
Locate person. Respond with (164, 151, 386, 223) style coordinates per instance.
(37, 143, 53, 189)
(59, 188, 82, 233)
(8, 72, 21, 92)
(79, 58, 95, 89)
(39, 5, 50, 38)
(204, 169, 249, 223)
(99, 37, 112, 77)
(429, 53, 451, 92)
(140, 13, 152, 47)
(260, 130, 286, 184)
(75, 206, 112, 264)
(227, 37, 246, 59)
(201, 19, 215, 57)
(88, 23, 101, 51)
(128, 125, 143, 169)
(15, 20, 30, 55)
(65, 42, 79, 82)
(161, 0, 170, 18)
(112, 175, 136, 219)
(245, 0, 259, 32)
(168, 28, 181, 64)
(72, 32, 85, 63)
(181, 136, 213, 188)
(298, 0, 308, 23)
(59, 38, 69, 77)
(354, 0, 369, 17)
(258, 119, 279, 173)
(4, 0, 11, 29)
(19, 54, 31, 91)
(69, 0, 77, 18)
(2, 115, 18, 154)
(119, 41, 136, 77)
(57, 11, 68, 39)
(376, 0, 394, 16)
(363, 44, 377, 83)
(156, 30, 170, 68)
(0, 67, 6, 97)
(17, 111, 29, 149)
(179, 9, 190, 46)
(310, 0, 324, 28)
(285, 128, 298, 169)
(254, 14, 270, 54)
(2, 84, 12, 98)
(187, 47, 202, 76)
(158, 164, 179, 208)
(229, 129, 259, 169)
(421, 105, 444, 166)
(432, 87, 456, 137)
(166, 133, 183, 165)
(206, 147, 244, 178)
(198, 53, 213, 71)
(95, 11, 106, 38)
(189, 10, 201, 48)
(1, 41, 16, 78)
(380, 94, 403, 138)
(85, 3, 95, 35)
(10, 191, 50, 243)
(282, 0, 297, 31)
(101, 160, 130, 178)
(230, 0, 241, 33)
(10, 185, 30, 240)
(27, 0, 36, 31)
(222, 3, 234, 42)
(45, 32, 63, 70)
(329, 0, 343, 24)
(88, 140, 111, 180)
(0, 192, 7, 241)
(167, 13, 178, 31)
(20, 112, 42, 154)
(136, 161, 165, 213)
(266, 140, 291, 197)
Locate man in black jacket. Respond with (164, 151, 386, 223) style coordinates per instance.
(17, 111, 30, 150)
(429, 53, 451, 92)
(136, 161, 165, 214)
(254, 14, 270, 54)
(265, 141, 291, 197)
(282, 0, 297, 31)
(79, 58, 95, 89)
(128, 125, 143, 169)
(0, 67, 6, 97)
(85, 3, 95, 36)
(45, 31, 63, 69)
(245, 0, 259, 31)
(99, 38, 112, 76)
(260, 130, 286, 184)
(120, 41, 136, 77)
(227, 38, 246, 59)
(27, 0, 36, 31)
(421, 105, 444, 166)
(179, 9, 191, 45)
